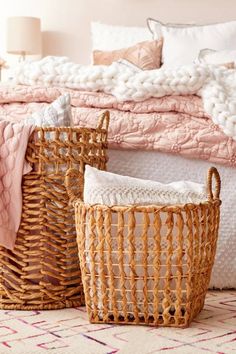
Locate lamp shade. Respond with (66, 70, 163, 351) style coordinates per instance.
(7, 16, 41, 55)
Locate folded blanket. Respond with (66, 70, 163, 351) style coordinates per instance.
(84, 166, 206, 205)
(0, 121, 34, 249)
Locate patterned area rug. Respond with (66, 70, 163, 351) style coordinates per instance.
(0, 291, 235, 354)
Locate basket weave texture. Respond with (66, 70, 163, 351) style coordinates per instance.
(66, 167, 221, 327)
(0, 111, 109, 310)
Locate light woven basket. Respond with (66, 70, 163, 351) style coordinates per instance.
(0, 111, 109, 310)
(66, 166, 221, 327)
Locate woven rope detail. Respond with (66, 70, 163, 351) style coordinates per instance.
(85, 185, 206, 205)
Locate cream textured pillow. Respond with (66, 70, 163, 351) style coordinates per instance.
(83, 166, 206, 206)
(25, 93, 72, 126)
(91, 22, 151, 51)
(147, 18, 236, 67)
(198, 48, 236, 68)
(93, 40, 163, 70)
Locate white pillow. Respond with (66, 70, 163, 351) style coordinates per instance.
(147, 18, 195, 36)
(198, 48, 236, 65)
(25, 93, 72, 127)
(91, 22, 151, 51)
(83, 166, 206, 206)
(147, 18, 236, 67)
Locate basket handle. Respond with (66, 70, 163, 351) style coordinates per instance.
(65, 168, 84, 204)
(207, 167, 221, 201)
(97, 110, 110, 130)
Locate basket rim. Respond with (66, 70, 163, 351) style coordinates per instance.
(74, 199, 221, 212)
(33, 126, 108, 133)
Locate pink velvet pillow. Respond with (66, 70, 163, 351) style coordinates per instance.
(93, 39, 163, 70)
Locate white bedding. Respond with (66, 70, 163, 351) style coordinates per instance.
(107, 149, 236, 289)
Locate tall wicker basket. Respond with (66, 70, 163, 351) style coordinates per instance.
(0, 111, 109, 310)
(66, 167, 221, 327)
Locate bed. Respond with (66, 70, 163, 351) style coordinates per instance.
(1, 16, 236, 289)
(0, 80, 235, 289)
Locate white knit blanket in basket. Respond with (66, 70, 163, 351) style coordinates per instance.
(14, 56, 236, 140)
(83, 165, 206, 205)
(82, 166, 210, 314)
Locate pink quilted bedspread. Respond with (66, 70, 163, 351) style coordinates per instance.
(1, 84, 236, 167)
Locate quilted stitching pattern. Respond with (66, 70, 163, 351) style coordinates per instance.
(0, 85, 235, 167)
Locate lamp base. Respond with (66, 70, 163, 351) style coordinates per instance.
(19, 51, 26, 62)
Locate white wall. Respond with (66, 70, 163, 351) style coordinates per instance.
(0, 0, 236, 65)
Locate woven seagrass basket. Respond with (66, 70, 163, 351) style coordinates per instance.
(66, 167, 221, 327)
(0, 111, 109, 310)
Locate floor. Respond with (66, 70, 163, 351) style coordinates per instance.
(0, 291, 235, 354)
